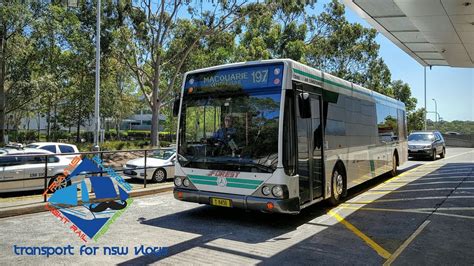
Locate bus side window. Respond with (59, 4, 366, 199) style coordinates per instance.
(298, 92, 311, 118)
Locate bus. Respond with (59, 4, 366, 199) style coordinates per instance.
(172, 59, 407, 214)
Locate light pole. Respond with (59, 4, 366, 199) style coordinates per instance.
(424, 67, 427, 130)
(432, 98, 438, 127)
(93, 0, 101, 151)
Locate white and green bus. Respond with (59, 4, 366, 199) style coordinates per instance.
(173, 59, 407, 214)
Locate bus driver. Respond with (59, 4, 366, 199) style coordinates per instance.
(213, 115, 236, 143)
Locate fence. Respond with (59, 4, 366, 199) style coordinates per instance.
(0, 148, 175, 202)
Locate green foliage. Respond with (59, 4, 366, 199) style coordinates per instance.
(1, 0, 428, 148)
(408, 108, 426, 133)
(391, 80, 417, 112)
(427, 120, 474, 135)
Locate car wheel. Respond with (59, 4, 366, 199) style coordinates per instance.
(152, 168, 167, 183)
(48, 174, 71, 193)
(440, 148, 446, 159)
(328, 166, 345, 206)
(431, 149, 437, 161)
(390, 153, 398, 177)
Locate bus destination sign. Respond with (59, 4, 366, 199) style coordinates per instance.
(185, 63, 283, 94)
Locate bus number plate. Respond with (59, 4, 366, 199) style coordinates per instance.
(210, 198, 232, 208)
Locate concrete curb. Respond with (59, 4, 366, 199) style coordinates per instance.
(0, 184, 174, 219)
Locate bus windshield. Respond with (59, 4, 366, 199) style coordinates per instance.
(178, 64, 284, 173)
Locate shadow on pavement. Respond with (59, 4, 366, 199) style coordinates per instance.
(118, 164, 432, 264)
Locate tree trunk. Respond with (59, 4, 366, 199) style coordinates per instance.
(0, 25, 6, 146)
(76, 110, 81, 143)
(151, 59, 161, 147)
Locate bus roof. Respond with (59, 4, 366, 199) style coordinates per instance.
(183, 59, 405, 109)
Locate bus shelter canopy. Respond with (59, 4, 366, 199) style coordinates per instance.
(343, 0, 474, 67)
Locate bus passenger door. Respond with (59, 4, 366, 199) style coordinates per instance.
(296, 99, 311, 204)
(296, 92, 324, 204)
(311, 95, 323, 199)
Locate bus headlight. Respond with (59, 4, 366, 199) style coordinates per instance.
(183, 178, 190, 187)
(272, 185, 284, 198)
(174, 177, 183, 187)
(262, 186, 271, 196)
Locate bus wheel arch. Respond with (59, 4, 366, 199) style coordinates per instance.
(329, 161, 346, 206)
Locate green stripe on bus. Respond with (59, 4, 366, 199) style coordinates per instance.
(187, 175, 217, 181)
(226, 183, 259, 189)
(293, 68, 352, 91)
(226, 178, 262, 185)
(293, 68, 323, 81)
(293, 68, 403, 107)
(190, 180, 218, 186)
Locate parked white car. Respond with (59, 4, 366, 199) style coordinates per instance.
(26, 142, 79, 160)
(122, 148, 176, 183)
(0, 148, 74, 193)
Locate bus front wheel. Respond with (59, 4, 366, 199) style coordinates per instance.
(329, 166, 345, 206)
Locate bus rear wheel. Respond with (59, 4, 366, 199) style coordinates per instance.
(390, 153, 398, 177)
(329, 166, 345, 206)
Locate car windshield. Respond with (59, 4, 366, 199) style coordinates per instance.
(151, 150, 175, 160)
(408, 133, 435, 141)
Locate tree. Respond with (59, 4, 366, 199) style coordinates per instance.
(0, 1, 37, 145)
(391, 79, 417, 113)
(408, 108, 426, 133)
(117, 0, 248, 147)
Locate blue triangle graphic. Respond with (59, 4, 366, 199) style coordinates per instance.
(60, 210, 110, 239)
(48, 184, 78, 206)
(69, 158, 102, 178)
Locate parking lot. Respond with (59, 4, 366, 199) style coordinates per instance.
(0, 147, 473, 265)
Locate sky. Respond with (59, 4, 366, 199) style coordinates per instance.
(324, 1, 474, 122)
(180, 0, 473, 121)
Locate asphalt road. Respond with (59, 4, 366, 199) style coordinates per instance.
(1, 147, 473, 265)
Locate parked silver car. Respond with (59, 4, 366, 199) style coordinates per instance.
(0, 148, 73, 193)
(123, 148, 176, 183)
(408, 131, 446, 160)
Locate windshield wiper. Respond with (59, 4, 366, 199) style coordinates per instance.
(222, 160, 274, 173)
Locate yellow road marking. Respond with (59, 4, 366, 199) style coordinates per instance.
(327, 150, 473, 261)
(328, 210, 391, 259)
(382, 150, 474, 186)
(383, 220, 431, 266)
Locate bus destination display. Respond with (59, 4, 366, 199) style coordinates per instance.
(185, 63, 283, 94)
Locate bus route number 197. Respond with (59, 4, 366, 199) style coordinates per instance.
(251, 70, 268, 83)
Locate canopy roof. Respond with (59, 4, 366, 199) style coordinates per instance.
(343, 0, 474, 67)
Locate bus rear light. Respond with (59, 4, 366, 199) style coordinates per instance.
(273, 78, 280, 85)
(177, 191, 183, 199)
(266, 202, 274, 210)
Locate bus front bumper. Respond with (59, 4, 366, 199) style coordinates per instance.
(173, 187, 300, 214)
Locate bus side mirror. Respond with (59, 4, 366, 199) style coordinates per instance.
(298, 92, 311, 118)
(173, 98, 180, 117)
